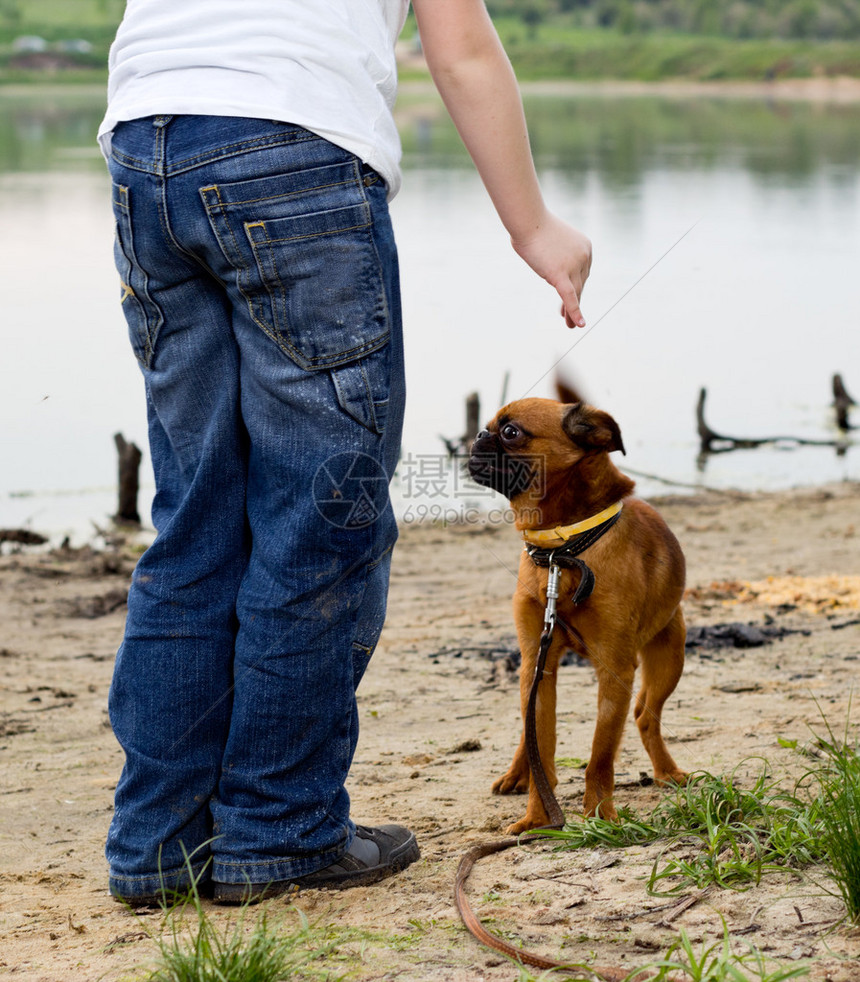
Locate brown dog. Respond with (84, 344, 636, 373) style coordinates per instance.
(468, 397, 687, 834)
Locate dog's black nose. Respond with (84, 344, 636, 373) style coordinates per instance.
(475, 429, 490, 441)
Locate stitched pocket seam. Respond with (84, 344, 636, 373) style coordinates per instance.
(112, 184, 164, 368)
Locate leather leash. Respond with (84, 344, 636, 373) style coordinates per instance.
(524, 563, 566, 830)
(453, 552, 630, 979)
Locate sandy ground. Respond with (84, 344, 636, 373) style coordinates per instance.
(1, 481, 860, 981)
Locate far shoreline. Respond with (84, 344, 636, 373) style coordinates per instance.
(398, 73, 860, 104)
(523, 74, 860, 103)
(3, 74, 860, 105)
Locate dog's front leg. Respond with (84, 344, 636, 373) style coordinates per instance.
(516, 636, 564, 834)
(495, 630, 565, 834)
(583, 660, 635, 822)
(491, 630, 538, 798)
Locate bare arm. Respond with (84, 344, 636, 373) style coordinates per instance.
(411, 0, 592, 328)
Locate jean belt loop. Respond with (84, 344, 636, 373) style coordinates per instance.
(152, 115, 173, 176)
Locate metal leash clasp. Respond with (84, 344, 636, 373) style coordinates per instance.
(543, 559, 561, 634)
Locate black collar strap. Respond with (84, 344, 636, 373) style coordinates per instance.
(524, 507, 622, 605)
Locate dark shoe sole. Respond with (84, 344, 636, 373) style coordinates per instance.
(213, 827, 420, 904)
(111, 881, 213, 908)
(212, 878, 298, 906)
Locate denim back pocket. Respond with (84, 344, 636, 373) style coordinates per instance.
(200, 161, 390, 374)
(112, 183, 164, 368)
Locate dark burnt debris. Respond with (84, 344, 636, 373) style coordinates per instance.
(685, 622, 809, 651)
(427, 620, 814, 671)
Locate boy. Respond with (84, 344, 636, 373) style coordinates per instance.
(100, 0, 591, 905)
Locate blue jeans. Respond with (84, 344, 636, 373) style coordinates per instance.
(106, 116, 405, 898)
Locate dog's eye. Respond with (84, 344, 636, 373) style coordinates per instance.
(501, 423, 520, 442)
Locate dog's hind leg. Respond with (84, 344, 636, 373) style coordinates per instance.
(583, 661, 635, 821)
(634, 606, 687, 788)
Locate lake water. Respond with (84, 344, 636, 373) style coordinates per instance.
(1, 85, 858, 542)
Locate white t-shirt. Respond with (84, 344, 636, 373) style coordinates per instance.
(98, 0, 410, 197)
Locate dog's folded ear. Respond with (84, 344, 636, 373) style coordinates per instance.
(555, 374, 586, 407)
(562, 403, 626, 455)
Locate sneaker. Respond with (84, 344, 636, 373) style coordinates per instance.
(212, 824, 419, 905)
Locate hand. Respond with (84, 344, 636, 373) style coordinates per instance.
(511, 213, 592, 329)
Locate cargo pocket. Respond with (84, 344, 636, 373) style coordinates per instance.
(329, 341, 390, 436)
(201, 160, 390, 373)
(111, 183, 163, 369)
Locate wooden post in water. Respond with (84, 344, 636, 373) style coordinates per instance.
(464, 392, 480, 445)
(439, 391, 483, 456)
(696, 388, 722, 453)
(114, 433, 142, 525)
(833, 373, 856, 431)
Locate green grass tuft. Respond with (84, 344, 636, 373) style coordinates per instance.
(643, 918, 811, 982)
(130, 862, 366, 982)
(513, 918, 811, 982)
(542, 762, 829, 896)
(802, 716, 860, 923)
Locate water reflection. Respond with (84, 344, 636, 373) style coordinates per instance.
(0, 88, 107, 172)
(4, 86, 860, 180)
(399, 89, 860, 184)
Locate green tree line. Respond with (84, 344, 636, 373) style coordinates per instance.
(488, 0, 860, 40)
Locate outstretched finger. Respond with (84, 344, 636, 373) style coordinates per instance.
(557, 280, 585, 329)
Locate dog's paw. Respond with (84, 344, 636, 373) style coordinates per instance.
(492, 771, 529, 795)
(504, 818, 535, 835)
(504, 813, 548, 835)
(655, 769, 688, 788)
(583, 795, 618, 822)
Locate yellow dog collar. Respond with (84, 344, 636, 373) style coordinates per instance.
(522, 500, 623, 548)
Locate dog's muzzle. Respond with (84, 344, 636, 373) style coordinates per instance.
(468, 432, 534, 499)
